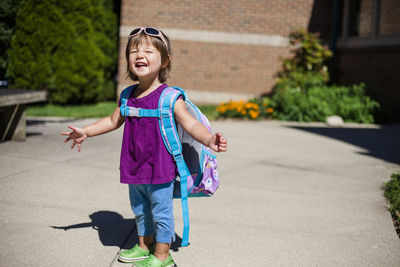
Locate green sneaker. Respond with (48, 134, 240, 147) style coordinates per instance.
(118, 244, 151, 263)
(132, 254, 176, 267)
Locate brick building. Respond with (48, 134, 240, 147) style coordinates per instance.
(117, 0, 400, 121)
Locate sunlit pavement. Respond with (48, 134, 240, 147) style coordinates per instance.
(1, 118, 399, 266)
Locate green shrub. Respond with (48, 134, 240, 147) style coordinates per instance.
(384, 173, 400, 221)
(270, 81, 379, 123)
(7, 0, 117, 104)
(275, 70, 325, 92)
(329, 83, 380, 123)
(269, 29, 379, 123)
(269, 80, 330, 122)
(278, 29, 332, 83)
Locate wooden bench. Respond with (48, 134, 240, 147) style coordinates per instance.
(0, 89, 47, 141)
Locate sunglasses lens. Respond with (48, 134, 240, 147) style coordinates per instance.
(130, 28, 141, 36)
(145, 27, 160, 35)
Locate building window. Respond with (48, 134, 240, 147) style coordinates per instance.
(348, 0, 373, 37)
(379, 0, 400, 36)
(338, 0, 400, 47)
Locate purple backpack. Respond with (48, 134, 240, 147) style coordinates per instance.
(120, 85, 219, 246)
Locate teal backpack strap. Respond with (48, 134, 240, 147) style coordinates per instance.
(171, 86, 188, 99)
(175, 156, 190, 247)
(119, 85, 135, 117)
(120, 85, 162, 118)
(158, 87, 190, 247)
(124, 108, 161, 117)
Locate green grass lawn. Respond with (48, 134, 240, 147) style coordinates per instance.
(26, 102, 219, 120)
(26, 102, 118, 118)
(197, 104, 219, 121)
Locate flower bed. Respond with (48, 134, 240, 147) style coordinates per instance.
(216, 99, 274, 120)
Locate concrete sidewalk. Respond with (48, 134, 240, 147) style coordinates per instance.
(0, 118, 399, 266)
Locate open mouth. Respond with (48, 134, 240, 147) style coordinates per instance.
(135, 62, 148, 68)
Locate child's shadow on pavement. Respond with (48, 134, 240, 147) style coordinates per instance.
(50, 210, 183, 251)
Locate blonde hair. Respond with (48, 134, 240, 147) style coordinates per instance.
(125, 30, 171, 83)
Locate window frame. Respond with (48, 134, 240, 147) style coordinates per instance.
(338, 0, 400, 48)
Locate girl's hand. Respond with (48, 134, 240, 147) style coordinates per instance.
(208, 132, 227, 153)
(61, 125, 88, 152)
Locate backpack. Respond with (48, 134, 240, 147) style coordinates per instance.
(119, 85, 219, 247)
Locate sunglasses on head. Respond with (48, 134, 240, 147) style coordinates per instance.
(129, 27, 169, 52)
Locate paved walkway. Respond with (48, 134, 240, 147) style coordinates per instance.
(0, 118, 399, 266)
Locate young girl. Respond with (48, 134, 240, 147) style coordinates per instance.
(61, 27, 227, 267)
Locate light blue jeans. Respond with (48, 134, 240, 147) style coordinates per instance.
(129, 182, 175, 244)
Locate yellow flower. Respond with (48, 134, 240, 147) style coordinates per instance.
(241, 110, 247, 115)
(267, 107, 274, 113)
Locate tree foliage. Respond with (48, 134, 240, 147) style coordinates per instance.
(8, 0, 118, 104)
(0, 0, 22, 79)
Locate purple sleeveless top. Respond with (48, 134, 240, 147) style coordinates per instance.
(118, 84, 177, 184)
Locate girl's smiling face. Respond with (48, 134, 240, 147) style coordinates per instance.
(129, 38, 163, 82)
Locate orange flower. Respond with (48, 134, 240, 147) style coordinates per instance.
(267, 107, 274, 113)
(219, 106, 228, 113)
(248, 110, 259, 119)
(245, 102, 259, 110)
(244, 102, 253, 109)
(228, 101, 236, 111)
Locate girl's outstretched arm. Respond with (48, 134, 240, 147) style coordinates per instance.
(61, 107, 125, 152)
(208, 132, 227, 153)
(174, 99, 227, 152)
